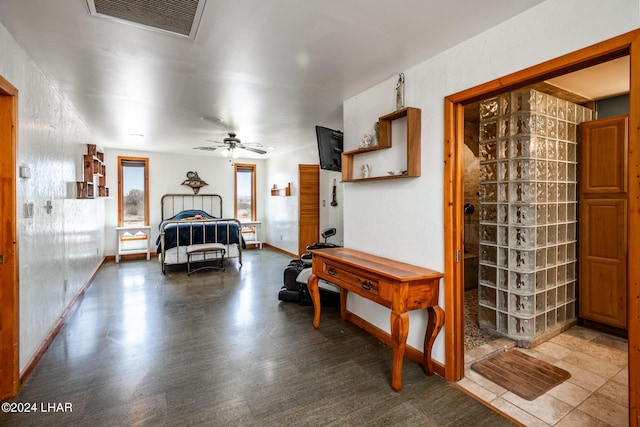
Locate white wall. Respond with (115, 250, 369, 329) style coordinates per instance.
(0, 24, 105, 371)
(319, 169, 344, 246)
(264, 144, 344, 255)
(342, 0, 640, 364)
(103, 149, 266, 255)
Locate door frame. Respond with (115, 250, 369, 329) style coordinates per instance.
(0, 74, 19, 399)
(443, 29, 640, 426)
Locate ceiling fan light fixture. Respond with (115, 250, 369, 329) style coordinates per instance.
(203, 132, 267, 156)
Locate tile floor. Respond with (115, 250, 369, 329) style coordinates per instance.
(457, 326, 629, 426)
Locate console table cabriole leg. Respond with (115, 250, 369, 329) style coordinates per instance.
(390, 310, 409, 392)
(308, 273, 321, 328)
(423, 305, 445, 376)
(339, 288, 348, 321)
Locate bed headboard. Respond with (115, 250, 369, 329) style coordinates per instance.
(161, 194, 223, 220)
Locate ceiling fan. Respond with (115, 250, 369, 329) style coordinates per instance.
(194, 132, 267, 158)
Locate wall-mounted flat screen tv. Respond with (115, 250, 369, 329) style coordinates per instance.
(315, 126, 343, 172)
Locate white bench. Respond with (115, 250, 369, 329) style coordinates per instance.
(186, 243, 226, 275)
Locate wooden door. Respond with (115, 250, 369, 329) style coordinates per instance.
(298, 164, 319, 256)
(579, 115, 628, 329)
(0, 75, 19, 399)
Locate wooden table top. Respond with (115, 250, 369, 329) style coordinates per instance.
(310, 247, 443, 282)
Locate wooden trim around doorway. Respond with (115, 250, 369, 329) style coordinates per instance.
(628, 31, 640, 427)
(443, 29, 640, 427)
(0, 74, 19, 399)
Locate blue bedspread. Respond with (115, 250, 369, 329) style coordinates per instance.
(156, 210, 245, 252)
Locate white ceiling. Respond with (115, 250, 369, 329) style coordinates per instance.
(0, 0, 626, 159)
(546, 56, 629, 101)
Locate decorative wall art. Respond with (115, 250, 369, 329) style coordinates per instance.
(181, 171, 208, 194)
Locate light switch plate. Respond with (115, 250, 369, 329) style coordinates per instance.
(19, 165, 31, 178)
(23, 202, 34, 218)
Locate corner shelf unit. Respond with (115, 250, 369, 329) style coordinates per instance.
(271, 183, 291, 196)
(76, 144, 109, 199)
(342, 107, 421, 182)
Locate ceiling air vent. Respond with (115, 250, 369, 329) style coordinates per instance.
(87, 0, 206, 40)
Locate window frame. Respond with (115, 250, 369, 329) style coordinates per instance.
(117, 156, 149, 227)
(234, 163, 257, 221)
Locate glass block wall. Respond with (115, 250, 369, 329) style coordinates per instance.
(477, 89, 592, 345)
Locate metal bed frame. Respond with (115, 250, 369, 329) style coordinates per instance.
(158, 194, 243, 273)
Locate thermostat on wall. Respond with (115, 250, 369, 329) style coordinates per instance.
(19, 165, 31, 179)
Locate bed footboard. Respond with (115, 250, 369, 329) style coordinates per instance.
(159, 218, 243, 274)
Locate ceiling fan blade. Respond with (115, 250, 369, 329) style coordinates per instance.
(204, 133, 264, 153)
(241, 146, 267, 155)
(193, 146, 219, 151)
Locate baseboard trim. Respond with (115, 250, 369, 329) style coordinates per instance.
(345, 311, 446, 378)
(19, 257, 106, 385)
(262, 243, 297, 258)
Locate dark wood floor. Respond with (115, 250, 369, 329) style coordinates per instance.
(1, 249, 515, 426)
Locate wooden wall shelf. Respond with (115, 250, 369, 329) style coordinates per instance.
(271, 182, 291, 196)
(77, 144, 109, 198)
(342, 107, 421, 182)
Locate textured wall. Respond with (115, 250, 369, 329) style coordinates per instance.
(342, 0, 639, 364)
(0, 24, 105, 371)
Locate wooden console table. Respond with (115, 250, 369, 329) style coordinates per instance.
(307, 247, 444, 391)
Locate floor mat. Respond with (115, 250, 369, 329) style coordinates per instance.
(471, 349, 571, 400)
